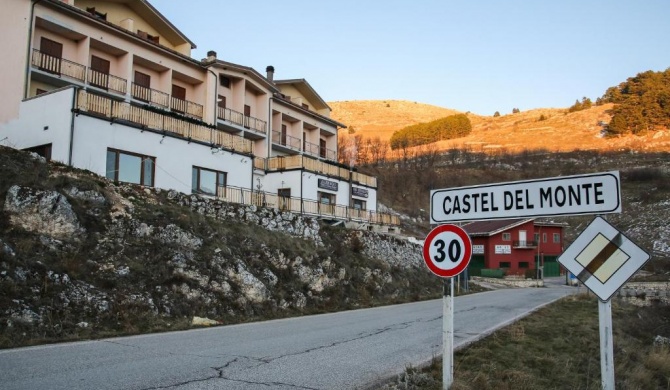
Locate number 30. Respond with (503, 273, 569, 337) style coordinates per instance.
(433, 239, 461, 263)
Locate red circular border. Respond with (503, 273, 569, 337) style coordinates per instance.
(423, 224, 472, 278)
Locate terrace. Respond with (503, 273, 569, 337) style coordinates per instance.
(75, 90, 252, 153)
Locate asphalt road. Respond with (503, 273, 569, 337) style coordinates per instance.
(0, 282, 576, 390)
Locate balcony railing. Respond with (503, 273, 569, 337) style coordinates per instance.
(170, 97, 204, 119)
(513, 240, 538, 248)
(76, 90, 252, 154)
(262, 155, 378, 188)
(31, 49, 86, 83)
(32, 50, 129, 95)
(217, 107, 267, 135)
(214, 185, 399, 226)
(131, 83, 169, 108)
(87, 68, 127, 94)
(272, 130, 301, 151)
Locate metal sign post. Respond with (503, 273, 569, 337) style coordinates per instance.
(599, 299, 615, 390)
(558, 216, 650, 390)
(443, 278, 454, 389)
(423, 225, 472, 390)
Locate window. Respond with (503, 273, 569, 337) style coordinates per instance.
(217, 95, 226, 109)
(319, 139, 327, 159)
(318, 192, 336, 214)
(534, 233, 540, 243)
(90, 56, 110, 90)
(318, 192, 335, 205)
(86, 7, 107, 20)
(519, 262, 529, 268)
(39, 37, 62, 74)
(219, 76, 231, 88)
(502, 233, 511, 241)
(192, 166, 226, 196)
(500, 262, 511, 268)
(553, 233, 561, 243)
(352, 198, 366, 210)
(133, 71, 151, 102)
(278, 188, 291, 210)
(137, 30, 159, 44)
(106, 149, 155, 186)
(24, 144, 52, 161)
(543, 233, 547, 243)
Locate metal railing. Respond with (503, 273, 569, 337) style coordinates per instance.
(170, 97, 204, 119)
(272, 130, 301, 151)
(76, 90, 252, 153)
(213, 185, 399, 226)
(87, 68, 127, 94)
(31, 49, 86, 82)
(513, 240, 538, 248)
(217, 107, 267, 135)
(131, 83, 170, 108)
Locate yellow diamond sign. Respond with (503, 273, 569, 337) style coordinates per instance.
(559, 217, 650, 301)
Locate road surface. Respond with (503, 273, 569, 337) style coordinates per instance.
(0, 281, 576, 389)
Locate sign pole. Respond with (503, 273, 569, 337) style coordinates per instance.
(599, 299, 615, 390)
(443, 277, 454, 390)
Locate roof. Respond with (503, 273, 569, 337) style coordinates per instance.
(274, 79, 331, 111)
(462, 219, 533, 236)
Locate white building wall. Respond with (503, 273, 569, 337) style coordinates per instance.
(0, 88, 75, 162)
(261, 171, 302, 197)
(71, 116, 253, 194)
(302, 174, 350, 205)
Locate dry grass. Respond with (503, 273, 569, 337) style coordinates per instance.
(332, 101, 670, 154)
(380, 294, 670, 390)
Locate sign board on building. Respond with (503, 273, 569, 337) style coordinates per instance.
(318, 179, 338, 192)
(495, 245, 511, 254)
(352, 187, 369, 198)
(558, 216, 650, 302)
(473, 245, 485, 254)
(430, 171, 621, 223)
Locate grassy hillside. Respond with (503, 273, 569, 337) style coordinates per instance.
(331, 101, 670, 153)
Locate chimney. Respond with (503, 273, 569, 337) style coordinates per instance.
(266, 66, 275, 83)
(206, 50, 217, 63)
(120, 18, 134, 32)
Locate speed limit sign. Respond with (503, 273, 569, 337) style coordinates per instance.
(423, 224, 472, 278)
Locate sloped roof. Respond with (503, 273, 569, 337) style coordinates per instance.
(461, 219, 533, 236)
(274, 79, 330, 111)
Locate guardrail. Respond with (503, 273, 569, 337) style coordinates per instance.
(214, 185, 399, 225)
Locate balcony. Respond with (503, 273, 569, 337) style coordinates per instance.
(31, 49, 127, 95)
(131, 83, 169, 108)
(272, 130, 301, 152)
(304, 140, 337, 161)
(217, 107, 267, 135)
(215, 185, 398, 226)
(263, 155, 377, 188)
(76, 90, 252, 154)
(513, 240, 538, 249)
(32, 49, 86, 83)
(88, 68, 127, 94)
(170, 97, 204, 120)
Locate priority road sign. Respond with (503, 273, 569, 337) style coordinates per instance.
(558, 216, 650, 302)
(423, 224, 472, 278)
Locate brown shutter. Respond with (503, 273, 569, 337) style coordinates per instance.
(90, 56, 110, 89)
(171, 84, 186, 100)
(134, 71, 150, 88)
(39, 37, 62, 74)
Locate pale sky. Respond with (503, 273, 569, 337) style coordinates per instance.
(153, 0, 670, 115)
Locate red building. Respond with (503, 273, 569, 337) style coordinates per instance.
(462, 219, 567, 277)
